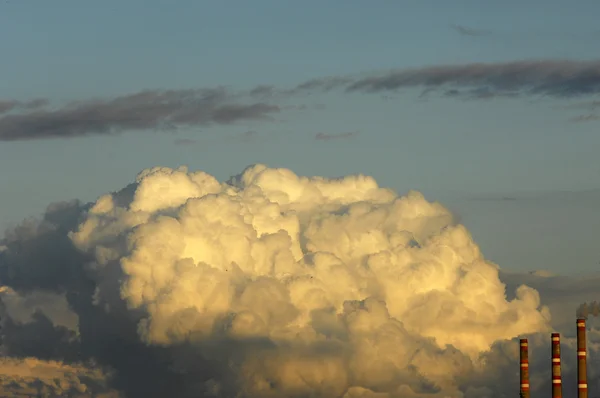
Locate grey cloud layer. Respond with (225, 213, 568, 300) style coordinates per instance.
(0, 98, 48, 115)
(0, 89, 279, 141)
(295, 59, 600, 99)
(3, 58, 600, 141)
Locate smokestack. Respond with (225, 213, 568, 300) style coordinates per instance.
(552, 332, 562, 398)
(520, 338, 530, 398)
(577, 318, 588, 398)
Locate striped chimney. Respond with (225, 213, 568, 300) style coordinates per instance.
(551, 332, 562, 398)
(520, 338, 530, 398)
(577, 318, 588, 398)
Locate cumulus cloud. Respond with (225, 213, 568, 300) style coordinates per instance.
(0, 285, 78, 330)
(0, 357, 120, 397)
(2, 164, 599, 397)
(0, 89, 279, 141)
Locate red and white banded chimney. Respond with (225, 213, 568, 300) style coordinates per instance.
(577, 318, 588, 398)
(520, 338, 530, 398)
(551, 332, 562, 398)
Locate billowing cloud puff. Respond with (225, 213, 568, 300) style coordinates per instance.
(64, 164, 551, 397)
(0, 357, 120, 397)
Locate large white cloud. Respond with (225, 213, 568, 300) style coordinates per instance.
(63, 164, 551, 397)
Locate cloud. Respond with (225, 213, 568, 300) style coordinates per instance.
(68, 164, 548, 396)
(173, 130, 268, 148)
(450, 24, 492, 37)
(560, 100, 600, 123)
(346, 60, 600, 98)
(173, 138, 199, 146)
(229, 129, 260, 142)
(315, 131, 358, 141)
(0, 98, 48, 115)
(0, 101, 18, 114)
(284, 103, 328, 111)
(291, 59, 600, 100)
(563, 100, 600, 111)
(4, 59, 600, 143)
(0, 285, 78, 330)
(0, 357, 121, 397)
(3, 164, 582, 397)
(499, 269, 600, 351)
(249, 85, 278, 99)
(569, 113, 600, 123)
(0, 89, 279, 142)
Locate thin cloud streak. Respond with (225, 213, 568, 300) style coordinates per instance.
(563, 100, 600, 110)
(569, 113, 600, 123)
(4, 58, 600, 142)
(0, 89, 279, 142)
(291, 59, 600, 100)
(345, 60, 600, 97)
(0, 98, 48, 115)
(173, 138, 198, 146)
(315, 131, 358, 141)
(450, 24, 492, 37)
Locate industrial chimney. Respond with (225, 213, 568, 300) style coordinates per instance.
(551, 332, 562, 398)
(577, 318, 588, 398)
(520, 338, 530, 398)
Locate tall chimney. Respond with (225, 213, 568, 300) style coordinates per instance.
(551, 332, 562, 398)
(520, 338, 530, 398)
(577, 318, 588, 398)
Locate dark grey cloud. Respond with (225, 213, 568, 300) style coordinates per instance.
(283, 103, 327, 111)
(249, 84, 277, 99)
(315, 131, 358, 141)
(0, 98, 48, 115)
(0, 89, 279, 141)
(295, 76, 354, 93)
(450, 24, 492, 37)
(287, 60, 600, 101)
(345, 60, 600, 98)
(5, 58, 600, 142)
(0, 101, 17, 114)
(0, 197, 220, 398)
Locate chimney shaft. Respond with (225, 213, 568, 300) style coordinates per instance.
(520, 338, 530, 398)
(577, 318, 588, 398)
(552, 332, 562, 398)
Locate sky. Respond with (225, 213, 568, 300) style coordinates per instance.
(1, 1, 600, 273)
(1, 2, 600, 396)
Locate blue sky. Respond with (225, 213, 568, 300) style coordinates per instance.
(1, 0, 599, 274)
